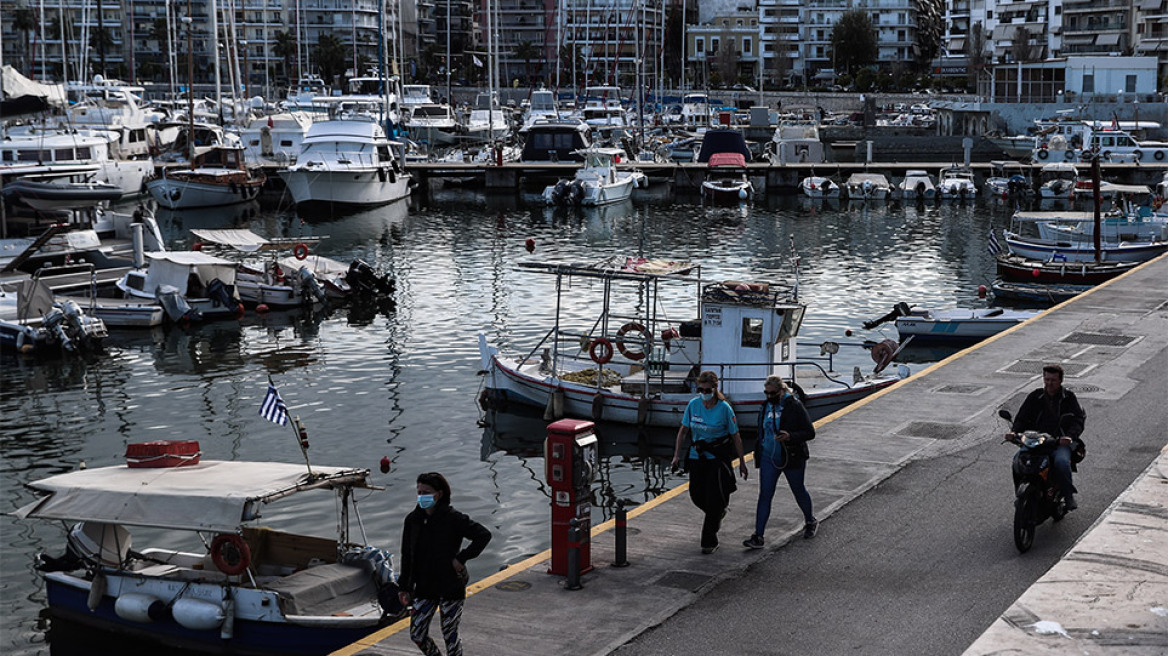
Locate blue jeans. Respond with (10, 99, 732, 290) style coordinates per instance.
(1052, 443, 1075, 499)
(754, 456, 815, 536)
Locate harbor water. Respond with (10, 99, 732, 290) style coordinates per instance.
(1, 189, 1022, 654)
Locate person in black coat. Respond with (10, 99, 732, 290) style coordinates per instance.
(743, 376, 818, 549)
(1008, 364, 1087, 510)
(398, 472, 492, 656)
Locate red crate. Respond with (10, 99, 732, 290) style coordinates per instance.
(125, 440, 202, 468)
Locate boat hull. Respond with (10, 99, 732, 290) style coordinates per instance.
(895, 309, 1039, 343)
(995, 255, 1139, 284)
(1004, 235, 1168, 263)
(483, 353, 898, 428)
(148, 177, 263, 209)
(279, 169, 411, 207)
(45, 574, 380, 656)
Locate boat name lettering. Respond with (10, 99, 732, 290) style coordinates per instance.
(703, 307, 722, 326)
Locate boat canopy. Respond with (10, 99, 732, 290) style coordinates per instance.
(13, 461, 373, 532)
(142, 251, 238, 293)
(696, 129, 752, 163)
(191, 229, 324, 253)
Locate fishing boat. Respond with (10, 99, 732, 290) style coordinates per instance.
(989, 279, 1093, 304)
(897, 170, 935, 201)
(800, 175, 841, 199)
(865, 302, 1041, 344)
(116, 252, 245, 322)
(844, 172, 891, 201)
(147, 146, 266, 210)
(994, 251, 1140, 284)
(543, 147, 647, 207)
(477, 256, 907, 429)
(936, 165, 977, 200)
(14, 449, 395, 655)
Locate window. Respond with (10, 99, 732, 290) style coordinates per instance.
(1083, 74, 1094, 93)
(696, 38, 705, 53)
(712, 38, 720, 53)
(1126, 74, 1137, 93)
(741, 317, 763, 348)
(744, 37, 752, 55)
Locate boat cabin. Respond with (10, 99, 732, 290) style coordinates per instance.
(696, 129, 753, 163)
(698, 282, 805, 397)
(520, 120, 592, 162)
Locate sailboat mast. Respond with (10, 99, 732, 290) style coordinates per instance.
(210, 0, 222, 119)
(185, 0, 195, 166)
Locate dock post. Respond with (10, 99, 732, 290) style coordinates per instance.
(612, 500, 629, 568)
(566, 518, 583, 590)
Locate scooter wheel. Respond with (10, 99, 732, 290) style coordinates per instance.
(1013, 494, 1037, 553)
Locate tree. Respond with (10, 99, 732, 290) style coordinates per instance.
(830, 10, 878, 75)
(274, 31, 297, 83)
(914, 0, 945, 72)
(313, 34, 347, 85)
(14, 5, 37, 73)
(968, 21, 989, 92)
(662, 7, 684, 86)
(714, 33, 739, 87)
(513, 40, 539, 87)
(1011, 27, 1035, 63)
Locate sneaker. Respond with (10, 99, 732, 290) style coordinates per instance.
(1064, 495, 1078, 511)
(803, 520, 819, 539)
(743, 534, 765, 550)
(701, 545, 719, 555)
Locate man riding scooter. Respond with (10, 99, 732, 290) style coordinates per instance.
(1007, 364, 1087, 510)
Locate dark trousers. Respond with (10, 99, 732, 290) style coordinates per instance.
(1052, 443, 1075, 498)
(688, 456, 736, 548)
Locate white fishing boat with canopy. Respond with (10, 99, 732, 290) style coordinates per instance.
(478, 255, 907, 429)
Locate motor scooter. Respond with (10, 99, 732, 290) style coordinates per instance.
(998, 409, 1071, 553)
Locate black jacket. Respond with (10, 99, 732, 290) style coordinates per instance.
(1012, 386, 1086, 441)
(399, 504, 492, 601)
(754, 393, 816, 469)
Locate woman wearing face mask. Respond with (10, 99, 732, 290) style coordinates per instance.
(671, 370, 748, 554)
(743, 376, 817, 550)
(398, 472, 492, 656)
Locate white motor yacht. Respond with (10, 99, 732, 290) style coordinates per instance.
(936, 166, 977, 200)
(898, 170, 936, 200)
(543, 147, 646, 207)
(279, 120, 411, 207)
(1, 127, 153, 198)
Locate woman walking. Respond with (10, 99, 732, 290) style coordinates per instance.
(398, 472, 493, 656)
(743, 376, 818, 549)
(671, 370, 749, 554)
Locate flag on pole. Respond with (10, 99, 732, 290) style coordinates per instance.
(987, 228, 1002, 256)
(261, 383, 289, 425)
(473, 55, 484, 68)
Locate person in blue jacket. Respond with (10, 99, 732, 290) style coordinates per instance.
(671, 370, 748, 554)
(743, 375, 818, 549)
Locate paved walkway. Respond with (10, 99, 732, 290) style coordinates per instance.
(334, 253, 1168, 656)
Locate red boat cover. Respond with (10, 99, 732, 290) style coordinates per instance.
(707, 152, 746, 168)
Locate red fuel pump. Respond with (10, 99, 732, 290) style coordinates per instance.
(545, 418, 598, 576)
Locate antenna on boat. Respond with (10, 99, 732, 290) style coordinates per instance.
(789, 234, 801, 301)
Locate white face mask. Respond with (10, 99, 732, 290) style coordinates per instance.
(700, 391, 715, 402)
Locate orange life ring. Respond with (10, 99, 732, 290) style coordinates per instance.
(293, 243, 309, 260)
(615, 322, 649, 361)
(589, 337, 614, 365)
(210, 534, 251, 576)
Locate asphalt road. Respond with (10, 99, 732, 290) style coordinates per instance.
(613, 353, 1168, 656)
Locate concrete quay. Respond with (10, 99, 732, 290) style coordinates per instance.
(335, 253, 1168, 656)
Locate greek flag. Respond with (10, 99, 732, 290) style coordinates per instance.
(987, 229, 1002, 256)
(261, 383, 288, 425)
(473, 55, 484, 68)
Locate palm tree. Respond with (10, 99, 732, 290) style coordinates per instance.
(274, 31, 297, 84)
(513, 40, 539, 88)
(13, 5, 37, 75)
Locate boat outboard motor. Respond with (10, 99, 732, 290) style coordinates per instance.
(41, 306, 75, 352)
(568, 179, 585, 205)
(862, 302, 914, 330)
(205, 278, 235, 310)
(299, 266, 329, 308)
(156, 285, 202, 323)
(57, 299, 103, 350)
(346, 259, 394, 296)
(550, 180, 569, 205)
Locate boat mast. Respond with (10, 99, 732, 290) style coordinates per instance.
(185, 0, 195, 167)
(210, 0, 222, 122)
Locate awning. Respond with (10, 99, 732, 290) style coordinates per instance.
(12, 461, 372, 532)
(1139, 0, 1161, 9)
(948, 38, 966, 51)
(1063, 34, 1097, 45)
(1095, 33, 1121, 47)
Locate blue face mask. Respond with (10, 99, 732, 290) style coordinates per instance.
(417, 494, 436, 509)
(700, 391, 715, 402)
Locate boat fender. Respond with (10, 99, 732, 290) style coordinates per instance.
(553, 387, 565, 418)
(378, 168, 387, 183)
(1101, 151, 1111, 160)
(293, 243, 310, 260)
(738, 187, 748, 201)
(114, 593, 169, 623)
(1036, 149, 1049, 160)
(230, 181, 239, 195)
(636, 396, 650, 427)
(592, 394, 604, 422)
(220, 593, 235, 639)
(1157, 150, 1166, 161)
(171, 597, 226, 631)
(870, 338, 898, 373)
(389, 168, 396, 184)
(1133, 150, 1142, 161)
(210, 534, 251, 576)
(87, 570, 107, 611)
(615, 322, 649, 361)
(1064, 151, 1075, 162)
(589, 337, 614, 365)
(169, 188, 181, 201)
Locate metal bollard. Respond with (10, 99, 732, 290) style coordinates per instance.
(612, 500, 629, 568)
(566, 518, 583, 590)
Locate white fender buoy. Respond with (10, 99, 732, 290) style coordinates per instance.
(738, 188, 748, 200)
(173, 597, 226, 631)
(87, 570, 107, 611)
(115, 593, 167, 623)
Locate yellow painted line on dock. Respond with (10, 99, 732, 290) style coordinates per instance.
(333, 254, 1166, 655)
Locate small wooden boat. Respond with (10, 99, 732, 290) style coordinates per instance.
(994, 252, 1140, 284)
(989, 279, 1093, 304)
